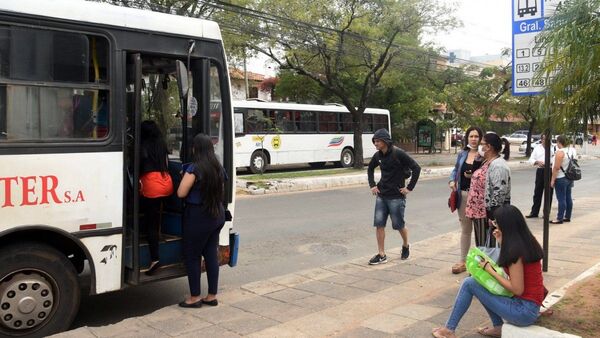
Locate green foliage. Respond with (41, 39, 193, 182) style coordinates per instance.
(537, 0, 600, 133)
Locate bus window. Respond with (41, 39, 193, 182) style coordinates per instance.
(373, 114, 389, 131)
(294, 111, 317, 132)
(318, 112, 339, 133)
(0, 26, 110, 142)
(234, 108, 244, 135)
(0, 86, 108, 141)
(209, 62, 224, 160)
(245, 109, 268, 133)
(362, 114, 373, 132)
(274, 110, 294, 132)
(341, 113, 353, 132)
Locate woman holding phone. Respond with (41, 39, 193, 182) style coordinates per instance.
(448, 126, 483, 274)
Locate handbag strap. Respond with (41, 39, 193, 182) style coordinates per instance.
(484, 224, 499, 248)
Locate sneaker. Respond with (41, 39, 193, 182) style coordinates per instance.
(369, 254, 387, 265)
(401, 245, 410, 260)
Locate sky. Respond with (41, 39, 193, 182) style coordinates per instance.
(248, 0, 514, 75)
(426, 0, 512, 57)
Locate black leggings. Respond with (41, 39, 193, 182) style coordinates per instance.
(183, 205, 224, 297)
(141, 197, 163, 262)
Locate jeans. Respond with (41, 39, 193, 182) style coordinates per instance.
(446, 277, 540, 331)
(554, 177, 573, 220)
(373, 196, 406, 230)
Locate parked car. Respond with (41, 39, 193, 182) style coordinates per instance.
(519, 138, 556, 153)
(503, 132, 528, 145)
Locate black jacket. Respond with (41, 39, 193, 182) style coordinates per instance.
(368, 129, 421, 199)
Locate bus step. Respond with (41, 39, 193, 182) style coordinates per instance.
(139, 262, 187, 283)
(138, 234, 183, 268)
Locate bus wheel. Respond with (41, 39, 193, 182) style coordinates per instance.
(309, 162, 326, 169)
(0, 243, 80, 337)
(250, 151, 267, 174)
(340, 149, 354, 168)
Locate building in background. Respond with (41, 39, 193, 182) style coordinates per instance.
(229, 68, 271, 101)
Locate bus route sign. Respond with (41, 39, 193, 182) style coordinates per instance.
(511, 0, 560, 96)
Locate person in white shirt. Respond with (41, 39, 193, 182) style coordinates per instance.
(550, 135, 577, 224)
(526, 134, 555, 218)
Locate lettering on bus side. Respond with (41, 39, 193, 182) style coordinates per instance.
(0, 175, 85, 208)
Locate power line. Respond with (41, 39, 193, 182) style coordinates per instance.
(101, 0, 499, 68)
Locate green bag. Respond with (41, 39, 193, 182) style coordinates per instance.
(466, 247, 513, 297)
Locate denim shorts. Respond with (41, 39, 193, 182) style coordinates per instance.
(373, 196, 406, 230)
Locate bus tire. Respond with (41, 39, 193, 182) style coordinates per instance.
(250, 151, 268, 174)
(340, 148, 354, 168)
(0, 242, 80, 337)
(308, 162, 326, 169)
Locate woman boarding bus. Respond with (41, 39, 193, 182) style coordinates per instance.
(0, 1, 238, 336)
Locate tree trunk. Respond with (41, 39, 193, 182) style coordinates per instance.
(352, 109, 364, 169)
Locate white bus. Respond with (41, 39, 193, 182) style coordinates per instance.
(0, 1, 238, 336)
(233, 100, 391, 173)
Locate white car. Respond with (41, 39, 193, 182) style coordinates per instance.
(519, 139, 556, 153)
(503, 132, 528, 145)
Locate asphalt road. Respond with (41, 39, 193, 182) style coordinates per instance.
(71, 160, 600, 329)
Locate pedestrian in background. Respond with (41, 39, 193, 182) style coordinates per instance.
(177, 134, 227, 307)
(550, 135, 576, 224)
(367, 129, 421, 265)
(432, 205, 545, 338)
(139, 120, 174, 275)
(448, 126, 483, 274)
(526, 134, 555, 219)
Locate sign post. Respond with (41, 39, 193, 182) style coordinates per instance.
(512, 0, 561, 272)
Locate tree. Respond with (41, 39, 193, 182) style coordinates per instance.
(537, 0, 600, 133)
(235, 0, 457, 168)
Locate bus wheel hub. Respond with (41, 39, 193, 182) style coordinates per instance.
(0, 273, 54, 330)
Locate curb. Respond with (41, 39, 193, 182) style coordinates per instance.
(238, 160, 533, 195)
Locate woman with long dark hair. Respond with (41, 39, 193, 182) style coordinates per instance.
(550, 135, 576, 224)
(177, 134, 226, 308)
(140, 120, 173, 275)
(448, 126, 483, 274)
(432, 205, 545, 338)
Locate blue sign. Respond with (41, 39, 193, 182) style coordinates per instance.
(512, 0, 555, 96)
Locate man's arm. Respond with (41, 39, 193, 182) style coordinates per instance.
(399, 150, 421, 191)
(367, 154, 379, 188)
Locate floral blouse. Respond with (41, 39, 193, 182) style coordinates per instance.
(465, 160, 490, 219)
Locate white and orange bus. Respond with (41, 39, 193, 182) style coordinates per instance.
(0, 1, 238, 336)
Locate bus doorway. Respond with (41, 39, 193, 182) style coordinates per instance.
(124, 53, 191, 285)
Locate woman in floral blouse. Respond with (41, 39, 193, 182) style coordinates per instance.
(466, 133, 511, 248)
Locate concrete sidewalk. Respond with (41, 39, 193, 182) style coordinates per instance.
(55, 196, 600, 338)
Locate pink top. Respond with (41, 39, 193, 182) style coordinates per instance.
(465, 160, 490, 219)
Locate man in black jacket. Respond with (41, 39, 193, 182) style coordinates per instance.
(367, 129, 421, 265)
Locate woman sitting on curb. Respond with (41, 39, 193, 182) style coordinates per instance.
(432, 205, 545, 338)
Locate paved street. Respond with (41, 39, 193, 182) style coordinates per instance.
(68, 159, 600, 331)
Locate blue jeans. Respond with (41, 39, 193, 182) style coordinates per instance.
(446, 277, 539, 331)
(373, 196, 406, 230)
(554, 177, 573, 220)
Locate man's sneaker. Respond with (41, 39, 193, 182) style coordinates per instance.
(401, 245, 410, 260)
(369, 254, 387, 265)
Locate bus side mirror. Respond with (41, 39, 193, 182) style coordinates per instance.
(175, 60, 189, 99)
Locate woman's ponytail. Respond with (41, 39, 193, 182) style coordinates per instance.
(501, 137, 510, 160)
